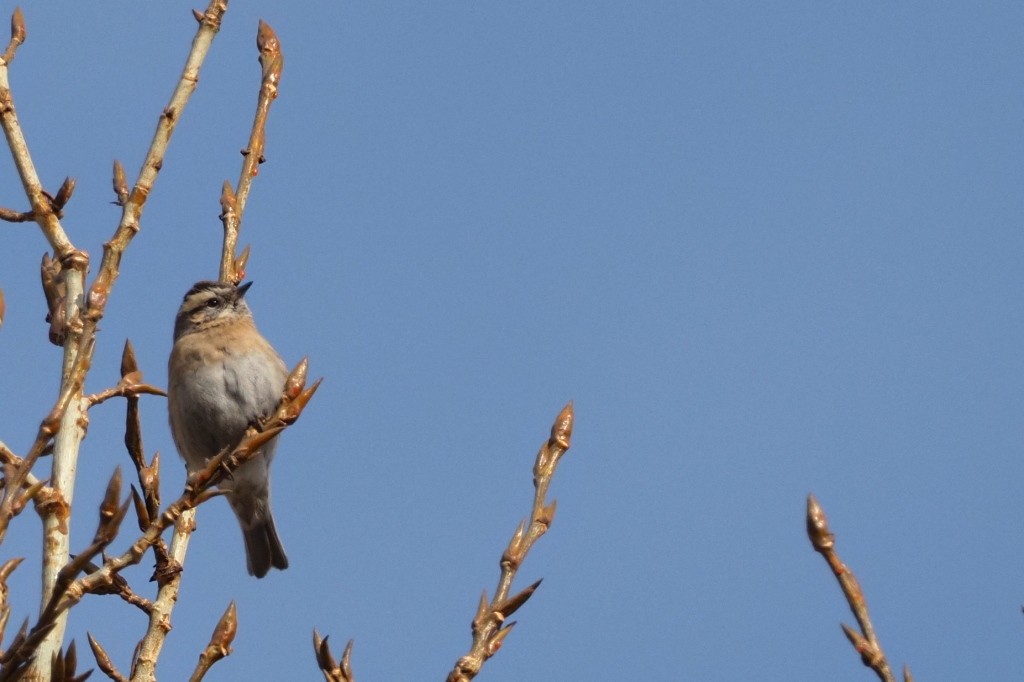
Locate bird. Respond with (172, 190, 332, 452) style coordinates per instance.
(168, 280, 289, 578)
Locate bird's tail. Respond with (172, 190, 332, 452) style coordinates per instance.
(241, 513, 289, 578)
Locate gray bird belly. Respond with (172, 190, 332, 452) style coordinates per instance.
(171, 353, 283, 464)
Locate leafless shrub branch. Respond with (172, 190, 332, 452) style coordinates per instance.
(219, 20, 283, 284)
(806, 493, 911, 682)
(446, 402, 574, 681)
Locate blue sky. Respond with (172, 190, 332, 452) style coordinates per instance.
(1, 2, 1023, 679)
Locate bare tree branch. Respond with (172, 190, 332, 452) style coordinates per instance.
(444, 402, 574, 682)
(219, 20, 284, 283)
(806, 494, 911, 682)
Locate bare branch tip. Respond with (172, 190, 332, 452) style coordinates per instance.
(233, 244, 251, 279)
(120, 338, 138, 377)
(285, 358, 309, 395)
(805, 493, 834, 552)
(10, 7, 26, 47)
(111, 160, 128, 206)
(54, 177, 76, 210)
(486, 622, 515, 655)
(474, 589, 489, 622)
(130, 486, 150, 531)
(315, 633, 337, 670)
(211, 600, 238, 649)
(0, 557, 24, 582)
(551, 402, 574, 449)
(220, 180, 236, 205)
(102, 467, 123, 509)
(341, 639, 354, 673)
(256, 19, 280, 54)
(496, 579, 542, 620)
(87, 632, 126, 682)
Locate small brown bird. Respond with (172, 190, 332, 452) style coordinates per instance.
(168, 280, 289, 577)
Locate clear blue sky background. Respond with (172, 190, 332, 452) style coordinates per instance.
(1, 2, 1022, 680)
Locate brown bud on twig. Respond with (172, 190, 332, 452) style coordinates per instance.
(10, 8, 24, 44)
(50, 639, 92, 682)
(120, 339, 139, 378)
(53, 177, 76, 212)
(236, 426, 285, 458)
(40, 252, 67, 346)
(219, 181, 236, 218)
(233, 245, 251, 281)
(256, 20, 283, 91)
(130, 486, 150, 532)
(485, 623, 515, 656)
(209, 601, 237, 653)
(841, 622, 883, 668)
(805, 493, 834, 553)
(144, 451, 161, 494)
(471, 591, 489, 636)
(502, 520, 527, 569)
(190, 600, 238, 680)
(99, 468, 123, 529)
(550, 401, 574, 450)
(286, 379, 322, 421)
(312, 632, 355, 682)
(87, 632, 127, 682)
(0, 288, 5, 330)
(2, 8, 25, 64)
(256, 20, 280, 57)
(494, 579, 541, 620)
(111, 160, 129, 207)
(284, 358, 309, 400)
(0, 557, 23, 584)
(537, 500, 556, 528)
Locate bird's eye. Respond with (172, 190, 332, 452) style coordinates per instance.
(205, 298, 220, 308)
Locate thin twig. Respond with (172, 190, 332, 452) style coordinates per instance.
(86, 0, 229, 317)
(0, 7, 74, 257)
(806, 494, 911, 682)
(219, 19, 283, 283)
(0, 206, 33, 222)
(85, 383, 167, 408)
(446, 403, 574, 682)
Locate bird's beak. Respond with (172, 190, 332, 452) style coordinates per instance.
(236, 281, 253, 298)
